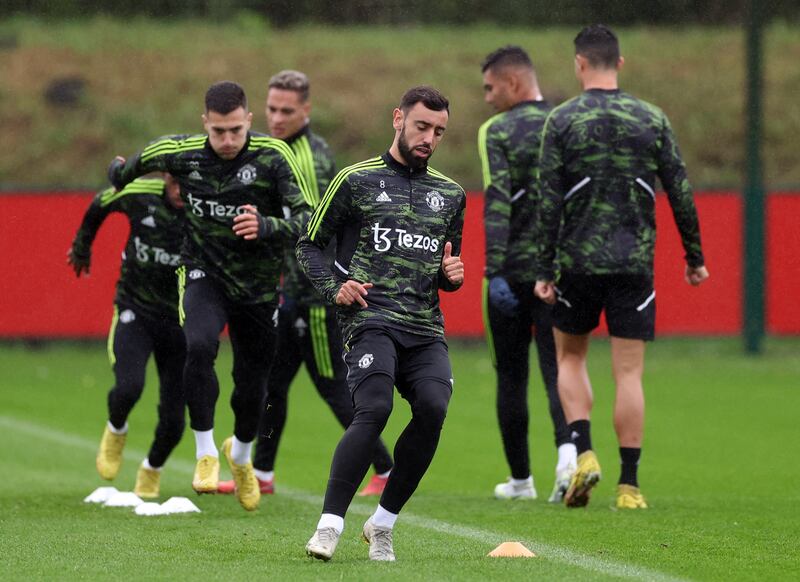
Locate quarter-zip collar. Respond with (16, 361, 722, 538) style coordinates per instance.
(382, 151, 429, 179)
(282, 123, 311, 146)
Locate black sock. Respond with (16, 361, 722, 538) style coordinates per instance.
(568, 420, 592, 454)
(619, 447, 641, 487)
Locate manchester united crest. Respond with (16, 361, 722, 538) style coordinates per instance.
(425, 190, 445, 212)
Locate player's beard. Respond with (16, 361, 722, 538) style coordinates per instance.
(397, 127, 431, 171)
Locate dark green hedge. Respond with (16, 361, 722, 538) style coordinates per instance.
(3, 0, 798, 25)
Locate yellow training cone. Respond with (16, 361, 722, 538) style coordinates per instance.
(487, 541, 536, 558)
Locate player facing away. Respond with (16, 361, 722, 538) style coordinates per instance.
(298, 86, 466, 561)
(218, 70, 393, 497)
(68, 174, 186, 498)
(108, 81, 314, 511)
(478, 45, 577, 503)
(534, 25, 709, 509)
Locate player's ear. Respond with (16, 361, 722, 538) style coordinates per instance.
(392, 108, 404, 131)
(617, 56, 625, 72)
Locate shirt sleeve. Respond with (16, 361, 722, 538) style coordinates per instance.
(258, 144, 313, 241)
(533, 111, 564, 281)
(439, 192, 467, 292)
(109, 135, 178, 189)
(657, 114, 705, 268)
(70, 187, 118, 258)
(478, 119, 512, 278)
(296, 172, 354, 304)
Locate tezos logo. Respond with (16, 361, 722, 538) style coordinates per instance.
(358, 353, 374, 369)
(425, 190, 445, 212)
(119, 309, 136, 324)
(188, 269, 205, 280)
(237, 164, 257, 185)
(372, 223, 440, 254)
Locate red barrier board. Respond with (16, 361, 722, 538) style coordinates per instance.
(1, 191, 798, 338)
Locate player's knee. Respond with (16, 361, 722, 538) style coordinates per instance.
(185, 334, 219, 364)
(353, 397, 393, 426)
(110, 378, 145, 403)
(412, 383, 451, 429)
(352, 374, 394, 426)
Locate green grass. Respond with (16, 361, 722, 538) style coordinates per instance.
(1, 338, 798, 580)
(1, 17, 799, 189)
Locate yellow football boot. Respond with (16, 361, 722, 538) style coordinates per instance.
(221, 437, 260, 511)
(616, 484, 648, 509)
(564, 450, 602, 508)
(96, 426, 126, 480)
(134, 464, 161, 499)
(192, 455, 220, 494)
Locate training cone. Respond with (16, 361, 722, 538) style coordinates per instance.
(488, 541, 536, 558)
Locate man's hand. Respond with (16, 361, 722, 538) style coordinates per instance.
(685, 265, 709, 286)
(67, 248, 90, 277)
(232, 205, 263, 240)
(488, 276, 518, 316)
(441, 242, 464, 285)
(335, 280, 374, 308)
(107, 156, 126, 190)
(534, 280, 556, 305)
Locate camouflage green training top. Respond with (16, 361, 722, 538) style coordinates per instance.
(296, 152, 466, 342)
(281, 125, 337, 306)
(70, 177, 184, 321)
(535, 89, 704, 279)
(478, 100, 551, 283)
(110, 132, 313, 304)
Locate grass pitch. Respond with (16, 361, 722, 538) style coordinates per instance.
(0, 338, 798, 580)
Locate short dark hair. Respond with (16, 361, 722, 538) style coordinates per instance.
(205, 81, 248, 114)
(268, 70, 310, 102)
(481, 45, 534, 73)
(574, 24, 620, 69)
(399, 86, 449, 114)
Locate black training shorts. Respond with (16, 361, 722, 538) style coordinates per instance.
(343, 325, 453, 397)
(552, 272, 655, 341)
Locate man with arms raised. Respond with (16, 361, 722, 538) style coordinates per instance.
(108, 81, 313, 511)
(298, 86, 465, 561)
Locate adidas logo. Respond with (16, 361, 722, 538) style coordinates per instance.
(376, 191, 392, 202)
(140, 216, 156, 228)
(189, 170, 202, 180)
(570, 431, 580, 441)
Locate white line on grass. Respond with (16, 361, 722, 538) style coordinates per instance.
(0, 414, 689, 582)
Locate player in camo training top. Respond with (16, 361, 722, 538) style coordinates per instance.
(299, 86, 465, 562)
(217, 70, 393, 498)
(69, 175, 186, 499)
(478, 45, 576, 504)
(534, 25, 709, 510)
(108, 81, 314, 512)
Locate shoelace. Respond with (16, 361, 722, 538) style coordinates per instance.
(370, 528, 394, 559)
(317, 527, 338, 546)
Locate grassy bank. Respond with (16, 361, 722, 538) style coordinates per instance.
(1, 17, 798, 189)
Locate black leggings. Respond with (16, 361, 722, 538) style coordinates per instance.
(322, 372, 451, 516)
(182, 277, 277, 442)
(485, 281, 570, 479)
(107, 304, 186, 467)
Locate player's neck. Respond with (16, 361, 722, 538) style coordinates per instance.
(581, 71, 618, 91)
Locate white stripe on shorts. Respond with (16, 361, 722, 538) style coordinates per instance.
(636, 290, 656, 312)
